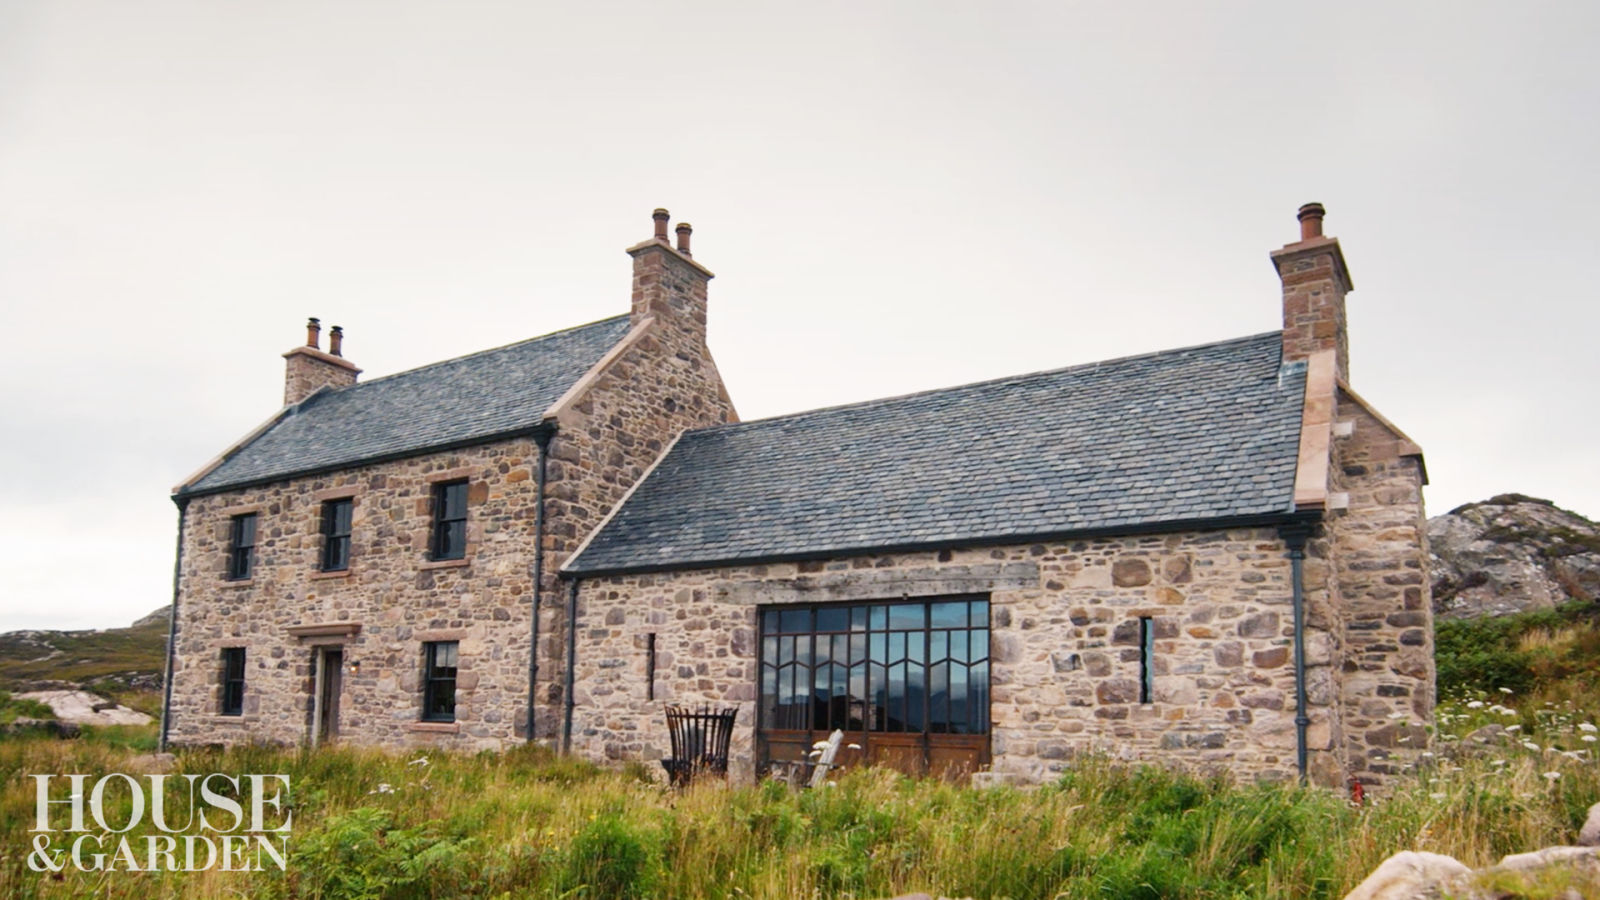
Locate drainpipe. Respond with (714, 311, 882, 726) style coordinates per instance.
(159, 497, 190, 752)
(1280, 523, 1315, 783)
(526, 426, 555, 743)
(562, 577, 580, 754)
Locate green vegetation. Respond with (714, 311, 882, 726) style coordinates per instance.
(2, 704, 1596, 900)
(1435, 599, 1600, 700)
(0, 692, 54, 725)
(0, 617, 168, 689)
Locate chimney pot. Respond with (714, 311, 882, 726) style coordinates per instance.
(675, 222, 693, 257)
(653, 208, 671, 243)
(329, 326, 344, 357)
(1297, 202, 1326, 241)
(306, 317, 321, 349)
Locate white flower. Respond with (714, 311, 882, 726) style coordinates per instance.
(1466, 701, 1485, 709)
(1542, 771, 1562, 781)
(1507, 725, 1521, 732)
(1429, 792, 1446, 800)
(368, 782, 395, 795)
(1579, 723, 1597, 733)
(1489, 759, 1506, 766)
(1499, 687, 1514, 694)
(1522, 741, 1541, 752)
(846, 743, 861, 750)
(812, 740, 830, 750)
(407, 756, 430, 767)
(1582, 735, 1597, 743)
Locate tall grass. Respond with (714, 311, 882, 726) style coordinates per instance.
(2, 714, 1596, 900)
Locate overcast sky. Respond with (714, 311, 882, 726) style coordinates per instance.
(2, 2, 1595, 632)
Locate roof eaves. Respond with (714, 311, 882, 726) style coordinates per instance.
(562, 509, 1319, 580)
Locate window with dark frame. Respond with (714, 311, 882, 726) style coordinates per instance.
(320, 498, 353, 572)
(1139, 616, 1155, 704)
(758, 596, 991, 736)
(421, 641, 458, 722)
(220, 647, 246, 716)
(227, 513, 257, 581)
(430, 481, 468, 561)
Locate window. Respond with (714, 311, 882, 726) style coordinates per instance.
(220, 647, 246, 716)
(759, 596, 990, 736)
(320, 498, 353, 571)
(1139, 617, 1155, 704)
(227, 513, 257, 580)
(430, 481, 468, 560)
(422, 641, 458, 722)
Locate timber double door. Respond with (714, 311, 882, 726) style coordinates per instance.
(757, 595, 991, 779)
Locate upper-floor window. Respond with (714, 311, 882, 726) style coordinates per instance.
(431, 480, 468, 560)
(220, 647, 246, 716)
(227, 513, 257, 581)
(320, 498, 353, 572)
(422, 641, 458, 722)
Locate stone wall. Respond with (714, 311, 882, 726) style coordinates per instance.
(564, 527, 1346, 785)
(533, 239, 737, 737)
(1331, 390, 1435, 788)
(169, 440, 546, 751)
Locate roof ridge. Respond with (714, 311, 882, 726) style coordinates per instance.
(335, 313, 631, 392)
(684, 330, 1284, 437)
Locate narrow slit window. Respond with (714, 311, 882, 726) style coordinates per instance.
(646, 633, 657, 701)
(220, 647, 246, 716)
(320, 498, 353, 572)
(1139, 617, 1154, 704)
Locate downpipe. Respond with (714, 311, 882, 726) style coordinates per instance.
(525, 427, 554, 743)
(1280, 523, 1315, 783)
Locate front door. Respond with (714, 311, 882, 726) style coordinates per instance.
(757, 596, 991, 780)
(313, 647, 343, 745)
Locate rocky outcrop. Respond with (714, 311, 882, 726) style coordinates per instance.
(16, 690, 152, 726)
(1428, 494, 1600, 619)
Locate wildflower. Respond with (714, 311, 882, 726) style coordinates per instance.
(846, 743, 862, 750)
(1429, 792, 1446, 800)
(1489, 759, 1506, 766)
(1542, 771, 1561, 781)
(812, 740, 831, 749)
(1499, 687, 1514, 694)
(1522, 741, 1541, 752)
(368, 783, 395, 795)
(408, 756, 430, 767)
(1466, 701, 1485, 709)
(1579, 723, 1597, 733)
(1583, 735, 1597, 743)
(1506, 725, 1521, 732)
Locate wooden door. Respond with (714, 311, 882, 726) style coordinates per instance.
(317, 647, 343, 744)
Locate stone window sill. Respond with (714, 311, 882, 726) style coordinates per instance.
(420, 558, 470, 571)
(209, 715, 258, 725)
(408, 721, 460, 734)
(219, 579, 255, 589)
(310, 569, 353, 580)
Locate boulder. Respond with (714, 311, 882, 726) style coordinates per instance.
(1341, 851, 1470, 900)
(1580, 801, 1600, 847)
(15, 690, 153, 726)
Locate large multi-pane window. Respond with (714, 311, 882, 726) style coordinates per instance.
(422, 641, 458, 722)
(430, 481, 468, 561)
(220, 647, 246, 716)
(227, 514, 257, 581)
(320, 498, 353, 571)
(759, 596, 990, 736)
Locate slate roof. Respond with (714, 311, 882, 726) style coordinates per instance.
(183, 315, 632, 495)
(566, 332, 1307, 575)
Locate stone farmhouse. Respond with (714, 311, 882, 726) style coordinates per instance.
(164, 205, 1433, 790)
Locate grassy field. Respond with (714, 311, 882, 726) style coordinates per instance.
(1, 601, 1596, 899)
(2, 691, 1596, 900)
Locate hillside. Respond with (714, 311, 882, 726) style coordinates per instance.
(0, 607, 168, 694)
(1429, 493, 1600, 619)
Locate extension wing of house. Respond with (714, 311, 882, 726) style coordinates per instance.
(166, 205, 1432, 790)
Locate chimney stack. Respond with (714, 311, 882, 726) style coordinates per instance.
(626, 208, 714, 345)
(283, 317, 360, 406)
(1272, 202, 1352, 382)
